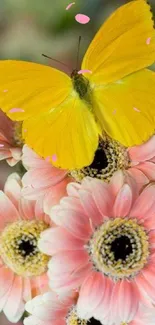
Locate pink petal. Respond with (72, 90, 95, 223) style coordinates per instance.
(49, 263, 92, 294)
(9, 108, 24, 113)
(77, 272, 106, 319)
(75, 14, 90, 24)
(60, 196, 85, 214)
(43, 178, 71, 215)
(10, 147, 22, 160)
(19, 197, 35, 220)
(135, 272, 155, 302)
(0, 191, 20, 226)
(50, 208, 92, 240)
(127, 168, 149, 192)
(66, 2, 75, 10)
(3, 275, 25, 323)
(129, 184, 155, 221)
(116, 280, 139, 323)
(91, 181, 113, 217)
(141, 264, 155, 288)
(0, 267, 14, 298)
(113, 184, 132, 217)
(136, 162, 155, 180)
(23, 278, 32, 302)
(128, 136, 155, 162)
(38, 227, 84, 255)
(79, 189, 103, 226)
(48, 250, 89, 276)
(22, 145, 48, 169)
(67, 182, 81, 197)
(93, 277, 113, 320)
(78, 69, 92, 74)
(4, 173, 21, 209)
(109, 170, 126, 197)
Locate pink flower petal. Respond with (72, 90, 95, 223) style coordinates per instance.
(91, 181, 113, 217)
(66, 2, 75, 10)
(135, 272, 155, 302)
(39, 227, 84, 255)
(75, 14, 90, 24)
(4, 173, 21, 209)
(77, 272, 106, 319)
(79, 189, 103, 226)
(113, 184, 132, 217)
(0, 267, 14, 299)
(93, 277, 113, 320)
(49, 263, 92, 294)
(146, 37, 151, 45)
(78, 69, 92, 75)
(128, 135, 155, 162)
(9, 108, 25, 113)
(50, 207, 92, 240)
(133, 107, 140, 112)
(0, 191, 20, 225)
(0, 144, 4, 147)
(48, 250, 89, 276)
(136, 162, 155, 180)
(116, 280, 139, 323)
(3, 276, 25, 323)
(127, 168, 149, 193)
(129, 184, 155, 221)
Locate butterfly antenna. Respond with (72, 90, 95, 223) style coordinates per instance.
(42, 54, 71, 71)
(76, 36, 82, 69)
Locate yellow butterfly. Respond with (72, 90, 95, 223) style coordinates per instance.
(0, 0, 155, 169)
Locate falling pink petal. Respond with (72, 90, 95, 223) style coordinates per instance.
(146, 37, 151, 45)
(113, 109, 116, 114)
(9, 108, 25, 113)
(78, 69, 92, 75)
(66, 2, 75, 10)
(52, 154, 57, 162)
(45, 156, 50, 162)
(133, 107, 140, 112)
(3, 89, 8, 93)
(0, 144, 4, 147)
(23, 129, 27, 132)
(75, 14, 90, 24)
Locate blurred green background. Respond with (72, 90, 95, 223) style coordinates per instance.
(0, 0, 155, 323)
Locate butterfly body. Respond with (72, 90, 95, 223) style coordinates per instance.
(0, 0, 155, 169)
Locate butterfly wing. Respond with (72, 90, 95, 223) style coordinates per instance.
(22, 96, 99, 169)
(82, 0, 155, 85)
(0, 60, 72, 120)
(0, 60, 99, 169)
(93, 69, 155, 147)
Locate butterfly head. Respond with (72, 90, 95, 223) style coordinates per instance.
(71, 69, 91, 104)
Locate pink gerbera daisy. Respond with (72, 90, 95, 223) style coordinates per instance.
(39, 171, 155, 324)
(0, 109, 22, 166)
(21, 145, 73, 214)
(0, 173, 51, 323)
(70, 135, 155, 191)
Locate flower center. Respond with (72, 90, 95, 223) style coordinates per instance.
(0, 220, 49, 276)
(66, 306, 101, 325)
(88, 218, 149, 279)
(13, 121, 24, 147)
(70, 136, 129, 182)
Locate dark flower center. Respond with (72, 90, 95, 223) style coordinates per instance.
(111, 235, 133, 261)
(89, 318, 102, 325)
(18, 239, 36, 257)
(89, 147, 108, 171)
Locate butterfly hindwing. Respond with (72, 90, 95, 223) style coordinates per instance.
(22, 95, 99, 169)
(93, 69, 155, 147)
